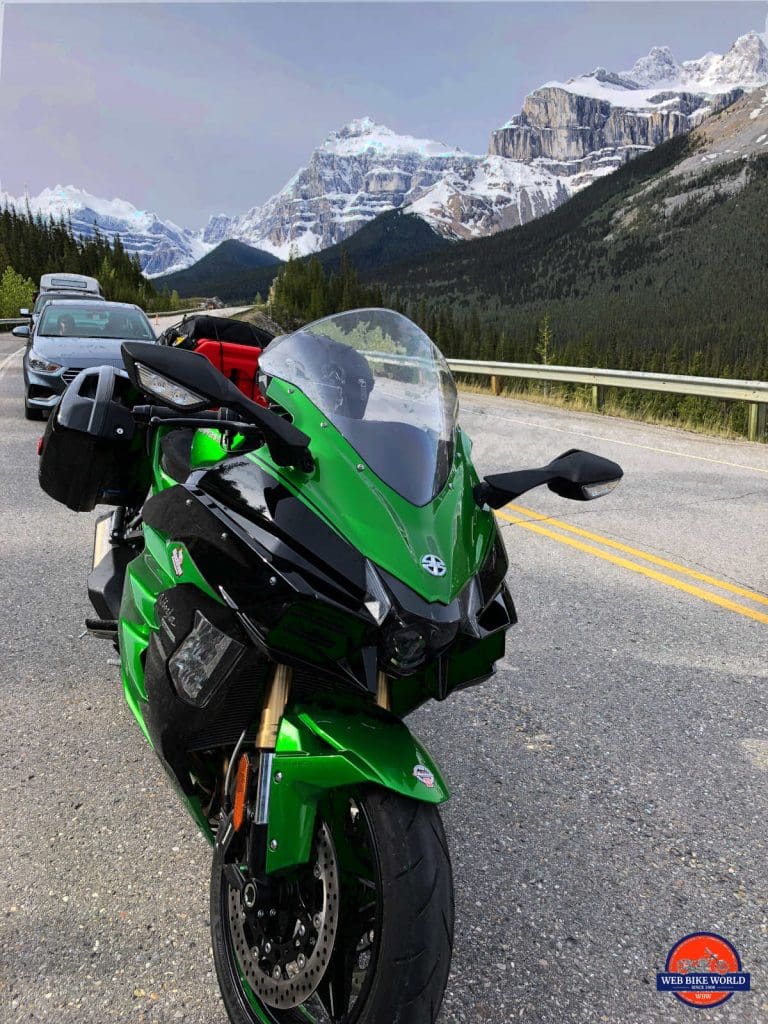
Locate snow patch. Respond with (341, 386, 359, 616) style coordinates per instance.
(542, 31, 768, 109)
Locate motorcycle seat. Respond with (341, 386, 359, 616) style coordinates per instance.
(161, 429, 196, 483)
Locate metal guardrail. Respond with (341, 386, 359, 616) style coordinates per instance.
(3, 315, 764, 441)
(446, 359, 768, 442)
(0, 318, 27, 327)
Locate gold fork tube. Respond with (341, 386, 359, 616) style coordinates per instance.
(376, 670, 390, 711)
(256, 662, 293, 750)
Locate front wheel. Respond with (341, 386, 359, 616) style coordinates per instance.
(211, 788, 454, 1024)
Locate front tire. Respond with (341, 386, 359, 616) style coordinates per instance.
(211, 788, 454, 1024)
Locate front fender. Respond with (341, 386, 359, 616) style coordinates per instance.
(266, 703, 449, 873)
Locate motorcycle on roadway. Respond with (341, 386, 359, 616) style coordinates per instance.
(38, 308, 622, 1023)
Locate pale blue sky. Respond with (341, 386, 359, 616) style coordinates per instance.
(0, 2, 763, 227)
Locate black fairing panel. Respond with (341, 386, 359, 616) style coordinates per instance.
(88, 545, 134, 620)
(142, 475, 379, 689)
(195, 458, 368, 598)
(143, 585, 269, 768)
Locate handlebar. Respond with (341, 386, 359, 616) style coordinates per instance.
(132, 404, 238, 424)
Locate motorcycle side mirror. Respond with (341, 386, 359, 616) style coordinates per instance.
(545, 449, 624, 501)
(19, 308, 30, 317)
(474, 448, 623, 509)
(121, 341, 314, 472)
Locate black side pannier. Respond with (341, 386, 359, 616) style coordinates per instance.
(38, 366, 149, 512)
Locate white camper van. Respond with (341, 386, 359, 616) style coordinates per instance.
(39, 273, 102, 298)
(21, 273, 105, 325)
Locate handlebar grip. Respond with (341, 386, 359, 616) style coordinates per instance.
(133, 404, 237, 424)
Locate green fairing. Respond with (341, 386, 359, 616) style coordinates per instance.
(253, 378, 495, 604)
(119, 525, 221, 740)
(117, 372, 499, 850)
(144, 385, 495, 605)
(190, 427, 231, 467)
(265, 704, 449, 873)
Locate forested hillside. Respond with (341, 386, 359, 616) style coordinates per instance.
(155, 209, 449, 302)
(0, 206, 160, 309)
(376, 135, 768, 383)
(153, 239, 281, 300)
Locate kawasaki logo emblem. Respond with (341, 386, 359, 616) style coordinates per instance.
(171, 547, 184, 577)
(421, 554, 446, 577)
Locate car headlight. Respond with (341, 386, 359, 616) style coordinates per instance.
(28, 351, 62, 373)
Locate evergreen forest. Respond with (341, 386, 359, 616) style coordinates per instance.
(268, 134, 768, 436)
(0, 206, 168, 314)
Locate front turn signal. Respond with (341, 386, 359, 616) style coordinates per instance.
(233, 753, 250, 832)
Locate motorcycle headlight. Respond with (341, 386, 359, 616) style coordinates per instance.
(28, 351, 62, 373)
(382, 615, 458, 675)
(168, 611, 245, 706)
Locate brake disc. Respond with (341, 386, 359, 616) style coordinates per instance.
(228, 822, 339, 1009)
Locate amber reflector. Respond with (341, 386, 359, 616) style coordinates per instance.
(233, 753, 250, 832)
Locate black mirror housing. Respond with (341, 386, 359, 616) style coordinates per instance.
(546, 449, 623, 501)
(475, 448, 623, 508)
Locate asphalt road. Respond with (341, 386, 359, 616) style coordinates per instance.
(1, 333, 766, 1024)
(150, 307, 252, 336)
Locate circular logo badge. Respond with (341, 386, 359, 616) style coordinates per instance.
(657, 932, 749, 1009)
(421, 554, 446, 577)
(412, 764, 435, 788)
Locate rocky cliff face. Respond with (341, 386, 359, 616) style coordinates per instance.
(486, 31, 767, 183)
(488, 87, 741, 179)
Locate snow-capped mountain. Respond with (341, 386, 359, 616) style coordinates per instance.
(487, 31, 768, 189)
(203, 31, 768, 257)
(13, 28, 768, 275)
(201, 118, 483, 258)
(1, 185, 212, 276)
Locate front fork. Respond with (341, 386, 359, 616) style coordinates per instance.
(219, 663, 392, 875)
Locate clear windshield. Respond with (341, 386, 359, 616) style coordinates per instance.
(259, 309, 458, 506)
(38, 304, 154, 340)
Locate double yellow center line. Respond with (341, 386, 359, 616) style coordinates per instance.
(496, 504, 768, 625)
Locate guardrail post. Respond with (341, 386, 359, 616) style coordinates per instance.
(747, 401, 767, 442)
(591, 385, 605, 413)
(490, 375, 501, 396)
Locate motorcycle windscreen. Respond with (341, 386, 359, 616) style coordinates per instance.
(259, 309, 458, 506)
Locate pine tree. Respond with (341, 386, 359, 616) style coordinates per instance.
(0, 265, 35, 318)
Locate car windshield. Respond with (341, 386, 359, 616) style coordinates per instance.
(259, 308, 458, 506)
(34, 292, 106, 315)
(38, 304, 154, 340)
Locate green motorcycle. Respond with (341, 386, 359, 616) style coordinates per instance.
(38, 308, 622, 1023)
